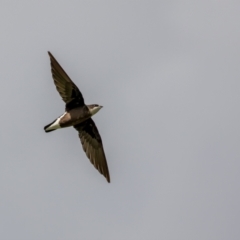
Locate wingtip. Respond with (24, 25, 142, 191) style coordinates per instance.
(106, 174, 110, 183)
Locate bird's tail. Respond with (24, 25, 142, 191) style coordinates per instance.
(44, 119, 59, 133)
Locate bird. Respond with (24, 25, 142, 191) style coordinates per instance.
(44, 52, 110, 183)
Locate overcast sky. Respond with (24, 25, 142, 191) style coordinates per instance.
(0, 1, 240, 239)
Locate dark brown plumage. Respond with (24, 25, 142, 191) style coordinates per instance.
(74, 119, 110, 182)
(48, 51, 85, 111)
(45, 52, 110, 183)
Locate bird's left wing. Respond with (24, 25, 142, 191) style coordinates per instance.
(74, 118, 110, 183)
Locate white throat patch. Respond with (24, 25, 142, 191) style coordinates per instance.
(90, 106, 102, 116)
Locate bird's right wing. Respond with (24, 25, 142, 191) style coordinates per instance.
(48, 51, 85, 110)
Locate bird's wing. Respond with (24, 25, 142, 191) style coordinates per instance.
(48, 51, 85, 110)
(74, 118, 110, 183)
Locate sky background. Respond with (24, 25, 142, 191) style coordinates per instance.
(0, 1, 240, 239)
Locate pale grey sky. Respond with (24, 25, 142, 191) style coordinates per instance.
(0, 1, 240, 239)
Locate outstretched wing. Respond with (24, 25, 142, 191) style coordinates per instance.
(48, 51, 85, 110)
(74, 118, 110, 183)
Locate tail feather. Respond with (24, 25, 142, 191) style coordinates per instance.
(44, 127, 56, 133)
(44, 119, 58, 133)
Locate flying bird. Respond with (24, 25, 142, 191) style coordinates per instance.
(44, 52, 110, 183)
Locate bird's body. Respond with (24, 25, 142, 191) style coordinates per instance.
(45, 105, 91, 131)
(44, 52, 110, 182)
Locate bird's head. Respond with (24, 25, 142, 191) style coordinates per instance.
(87, 104, 103, 116)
